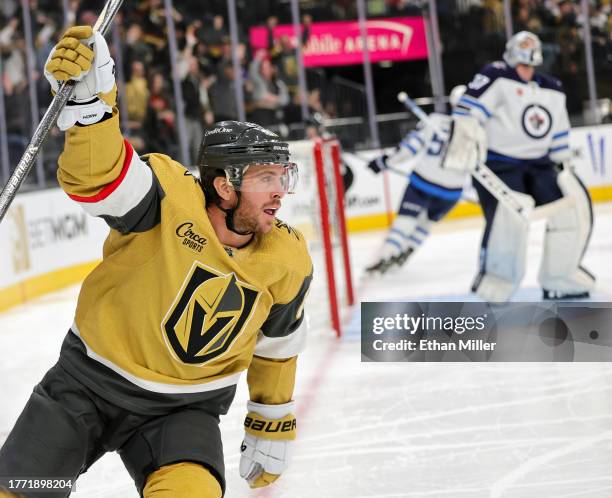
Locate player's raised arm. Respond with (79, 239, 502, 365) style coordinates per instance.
(45, 26, 161, 233)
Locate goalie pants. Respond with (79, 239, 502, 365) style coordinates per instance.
(473, 159, 563, 273)
(0, 334, 230, 497)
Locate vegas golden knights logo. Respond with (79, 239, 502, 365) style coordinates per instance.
(163, 263, 259, 364)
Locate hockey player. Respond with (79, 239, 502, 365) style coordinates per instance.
(365, 85, 471, 274)
(0, 27, 312, 497)
(452, 31, 594, 301)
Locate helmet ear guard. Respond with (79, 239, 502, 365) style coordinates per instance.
(503, 31, 543, 67)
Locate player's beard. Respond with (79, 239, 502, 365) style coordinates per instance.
(233, 195, 276, 234)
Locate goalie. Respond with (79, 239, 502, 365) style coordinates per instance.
(365, 85, 484, 274)
(0, 27, 312, 497)
(456, 31, 595, 302)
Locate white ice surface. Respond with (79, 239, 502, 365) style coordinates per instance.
(1, 204, 612, 497)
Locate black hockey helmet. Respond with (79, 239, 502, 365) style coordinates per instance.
(198, 120, 295, 191)
(198, 121, 297, 236)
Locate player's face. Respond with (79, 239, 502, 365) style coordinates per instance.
(233, 165, 289, 234)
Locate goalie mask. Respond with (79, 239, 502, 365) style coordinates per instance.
(503, 31, 543, 67)
(198, 121, 298, 235)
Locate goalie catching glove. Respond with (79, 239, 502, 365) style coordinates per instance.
(44, 26, 116, 131)
(239, 400, 296, 488)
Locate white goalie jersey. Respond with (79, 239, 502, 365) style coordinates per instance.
(455, 61, 571, 164)
(386, 113, 467, 192)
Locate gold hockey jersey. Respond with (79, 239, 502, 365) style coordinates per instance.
(56, 112, 312, 410)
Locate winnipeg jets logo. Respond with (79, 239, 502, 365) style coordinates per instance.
(521, 104, 552, 139)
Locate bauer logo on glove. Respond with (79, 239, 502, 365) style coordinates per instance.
(244, 412, 297, 438)
(239, 400, 296, 488)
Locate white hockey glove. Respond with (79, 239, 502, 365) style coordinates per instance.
(239, 400, 296, 488)
(44, 26, 116, 131)
(442, 114, 487, 172)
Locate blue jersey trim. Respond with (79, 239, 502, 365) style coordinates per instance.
(459, 95, 492, 118)
(400, 139, 418, 154)
(487, 152, 523, 164)
(409, 172, 462, 201)
(487, 151, 552, 164)
(549, 144, 569, 153)
(452, 109, 470, 116)
(552, 130, 569, 140)
(408, 132, 425, 147)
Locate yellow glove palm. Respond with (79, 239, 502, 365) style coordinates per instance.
(45, 26, 94, 81)
(43, 26, 117, 130)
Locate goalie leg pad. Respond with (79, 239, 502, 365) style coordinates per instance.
(538, 169, 595, 294)
(473, 202, 529, 302)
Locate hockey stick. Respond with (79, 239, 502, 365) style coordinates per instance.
(397, 92, 532, 221)
(0, 0, 124, 223)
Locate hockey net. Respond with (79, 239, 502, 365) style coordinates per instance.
(283, 138, 354, 337)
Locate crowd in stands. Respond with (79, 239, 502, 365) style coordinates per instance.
(0, 0, 326, 168)
(1, 0, 611, 178)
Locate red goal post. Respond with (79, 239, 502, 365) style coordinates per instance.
(284, 137, 355, 337)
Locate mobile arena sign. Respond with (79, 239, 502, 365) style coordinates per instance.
(250, 17, 428, 66)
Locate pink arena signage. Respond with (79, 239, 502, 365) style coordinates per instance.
(249, 17, 428, 67)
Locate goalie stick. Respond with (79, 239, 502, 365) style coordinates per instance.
(0, 0, 125, 223)
(397, 91, 532, 221)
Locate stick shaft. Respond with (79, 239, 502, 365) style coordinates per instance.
(0, 0, 124, 223)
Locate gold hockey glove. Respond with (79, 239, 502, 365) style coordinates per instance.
(239, 400, 296, 488)
(44, 26, 117, 130)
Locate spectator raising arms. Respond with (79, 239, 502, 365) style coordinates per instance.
(249, 49, 289, 127)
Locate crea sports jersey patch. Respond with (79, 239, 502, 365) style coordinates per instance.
(175, 221, 208, 253)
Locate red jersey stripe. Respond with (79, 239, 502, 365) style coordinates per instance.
(68, 139, 134, 203)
